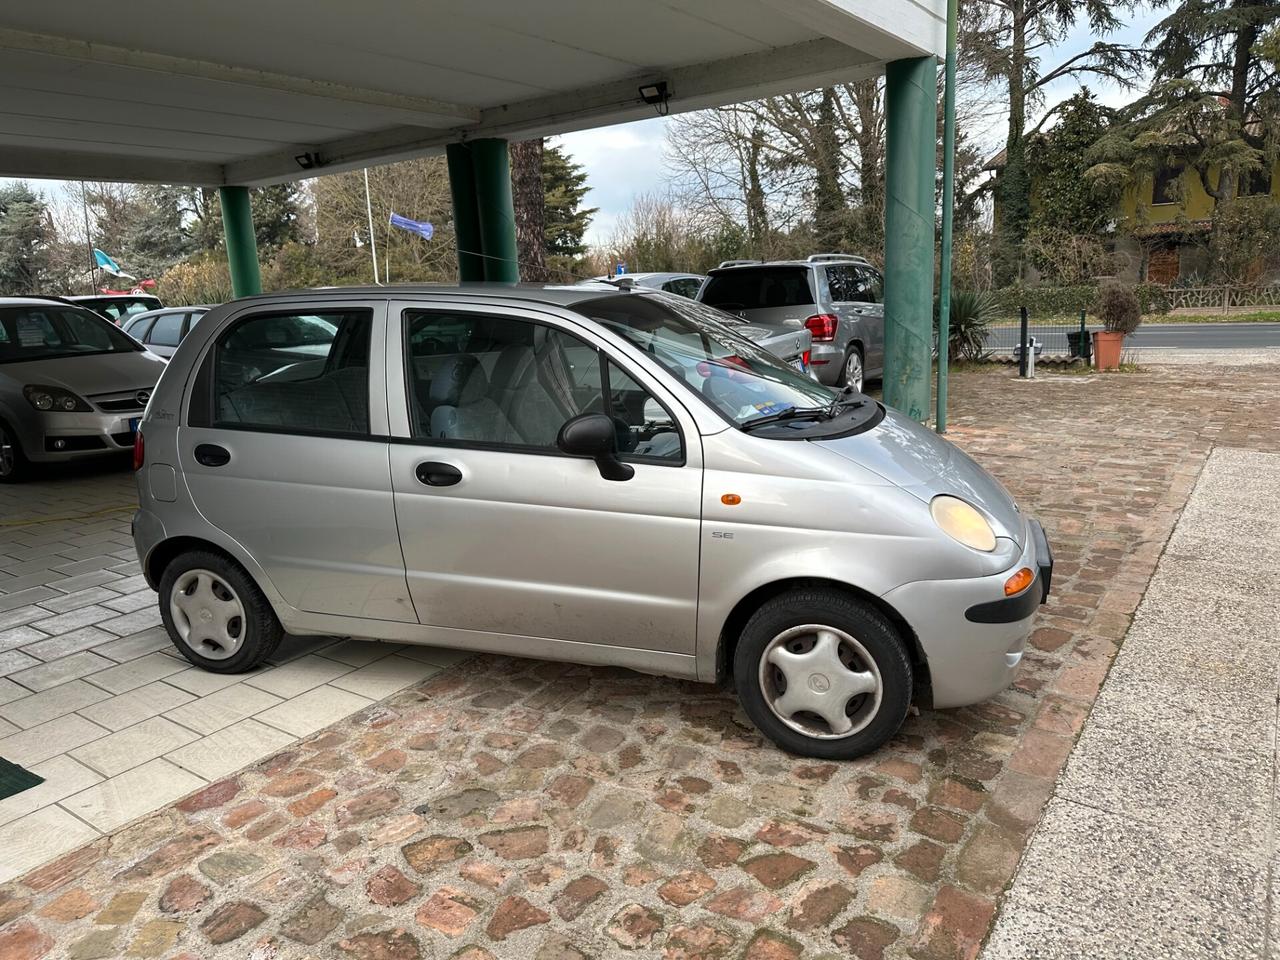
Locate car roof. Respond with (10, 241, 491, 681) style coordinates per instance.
(67, 293, 161, 301)
(129, 305, 212, 320)
(0, 296, 84, 308)
(220, 283, 668, 309)
(706, 257, 875, 274)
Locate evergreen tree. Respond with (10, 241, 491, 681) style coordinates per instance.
(542, 143, 596, 275)
(0, 182, 52, 294)
(1026, 90, 1114, 234)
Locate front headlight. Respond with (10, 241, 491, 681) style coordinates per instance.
(930, 495, 996, 552)
(24, 385, 91, 413)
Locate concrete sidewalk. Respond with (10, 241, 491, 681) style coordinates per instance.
(984, 446, 1280, 959)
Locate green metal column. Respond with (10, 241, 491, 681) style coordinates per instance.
(218, 186, 261, 298)
(446, 143, 486, 283)
(883, 56, 938, 422)
(936, 0, 958, 434)
(470, 138, 519, 283)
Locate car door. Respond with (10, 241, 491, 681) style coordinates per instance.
(386, 299, 703, 654)
(179, 299, 416, 623)
(855, 266, 886, 376)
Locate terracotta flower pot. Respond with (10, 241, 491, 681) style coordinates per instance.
(1092, 330, 1125, 370)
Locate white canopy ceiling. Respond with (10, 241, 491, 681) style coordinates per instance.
(0, 0, 944, 186)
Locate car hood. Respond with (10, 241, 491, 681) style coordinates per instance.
(2, 350, 166, 397)
(815, 408, 1025, 546)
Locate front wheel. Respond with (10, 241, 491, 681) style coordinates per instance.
(733, 588, 912, 759)
(159, 550, 282, 673)
(842, 346, 865, 393)
(0, 421, 30, 484)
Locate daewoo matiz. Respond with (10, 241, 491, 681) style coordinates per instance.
(132, 285, 1052, 759)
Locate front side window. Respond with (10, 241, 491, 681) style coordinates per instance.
(208, 309, 371, 435)
(403, 310, 682, 461)
(0, 306, 138, 364)
(148, 312, 184, 347)
(571, 293, 835, 430)
(662, 278, 703, 299)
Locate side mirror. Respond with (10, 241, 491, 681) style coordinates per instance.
(556, 413, 635, 482)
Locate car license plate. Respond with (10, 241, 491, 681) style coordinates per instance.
(128, 417, 140, 434)
(790, 357, 807, 373)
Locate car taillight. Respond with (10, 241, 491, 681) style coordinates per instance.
(804, 313, 838, 342)
(802, 349, 811, 367)
(132, 430, 145, 471)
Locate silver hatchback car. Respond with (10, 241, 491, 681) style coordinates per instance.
(133, 285, 1051, 759)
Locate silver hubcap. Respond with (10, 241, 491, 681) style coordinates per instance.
(846, 351, 864, 392)
(758, 624, 882, 739)
(170, 569, 246, 660)
(0, 425, 14, 477)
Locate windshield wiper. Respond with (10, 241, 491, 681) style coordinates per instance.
(740, 405, 830, 431)
(825, 385, 868, 419)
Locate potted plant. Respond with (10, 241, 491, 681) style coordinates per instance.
(1091, 281, 1141, 370)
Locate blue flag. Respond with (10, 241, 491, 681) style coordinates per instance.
(93, 248, 134, 279)
(389, 212, 434, 240)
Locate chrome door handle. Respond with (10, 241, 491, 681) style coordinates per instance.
(415, 461, 462, 487)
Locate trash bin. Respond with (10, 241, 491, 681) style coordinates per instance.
(1066, 330, 1092, 361)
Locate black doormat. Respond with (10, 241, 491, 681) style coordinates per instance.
(0, 757, 43, 800)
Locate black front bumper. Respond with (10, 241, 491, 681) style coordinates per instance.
(964, 518, 1054, 624)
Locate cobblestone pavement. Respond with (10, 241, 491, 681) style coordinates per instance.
(1, 359, 1277, 960)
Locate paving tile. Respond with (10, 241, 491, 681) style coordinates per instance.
(26, 604, 116, 636)
(255, 684, 373, 737)
(0, 804, 101, 884)
(0, 625, 48, 653)
(394, 643, 475, 668)
(62, 758, 205, 832)
(0, 713, 110, 766)
(35, 586, 120, 615)
(96, 607, 163, 638)
(70, 716, 200, 778)
(264, 633, 337, 665)
(0, 755, 103, 828)
(78, 681, 196, 732)
(85, 651, 187, 695)
(0, 677, 26, 706)
(315, 638, 404, 667)
(100, 590, 157, 614)
(20, 626, 118, 662)
(48, 570, 124, 594)
(165, 718, 296, 781)
(8, 651, 115, 692)
(0, 586, 59, 612)
(244, 654, 354, 699)
(0, 605, 51, 632)
(0, 679, 111, 729)
(327, 654, 442, 700)
(0, 649, 40, 677)
(103, 574, 150, 595)
(91, 626, 172, 663)
(0, 716, 16, 736)
(164, 665, 253, 696)
(163, 683, 281, 736)
(51, 556, 120, 577)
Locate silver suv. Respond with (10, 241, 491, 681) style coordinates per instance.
(133, 284, 1051, 759)
(699, 254, 884, 392)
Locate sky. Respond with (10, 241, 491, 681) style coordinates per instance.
(10, 4, 1168, 251)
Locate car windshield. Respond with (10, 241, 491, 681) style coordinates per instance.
(570, 292, 834, 428)
(0, 305, 139, 364)
(77, 296, 161, 321)
(700, 267, 815, 311)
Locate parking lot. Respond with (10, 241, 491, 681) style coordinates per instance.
(2, 357, 1275, 958)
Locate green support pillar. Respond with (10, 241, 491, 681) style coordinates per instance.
(445, 139, 519, 283)
(446, 143, 486, 283)
(883, 56, 938, 422)
(218, 186, 261, 298)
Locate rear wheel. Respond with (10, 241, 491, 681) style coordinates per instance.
(0, 421, 29, 484)
(734, 588, 912, 759)
(842, 345, 865, 393)
(159, 550, 282, 673)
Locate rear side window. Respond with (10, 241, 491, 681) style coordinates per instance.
(700, 268, 815, 311)
(827, 265, 878, 303)
(193, 310, 372, 436)
(148, 312, 184, 347)
(661, 278, 702, 299)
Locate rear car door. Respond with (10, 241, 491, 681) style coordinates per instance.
(179, 299, 416, 623)
(856, 266, 886, 375)
(385, 299, 702, 654)
(144, 311, 186, 358)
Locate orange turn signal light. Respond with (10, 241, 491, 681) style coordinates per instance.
(721, 493, 741, 506)
(1004, 567, 1034, 596)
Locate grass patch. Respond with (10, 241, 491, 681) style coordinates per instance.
(1149, 311, 1280, 323)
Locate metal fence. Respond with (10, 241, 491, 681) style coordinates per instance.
(984, 311, 1091, 360)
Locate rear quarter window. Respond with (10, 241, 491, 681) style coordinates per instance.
(700, 268, 815, 311)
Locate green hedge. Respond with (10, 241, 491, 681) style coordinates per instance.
(990, 283, 1171, 319)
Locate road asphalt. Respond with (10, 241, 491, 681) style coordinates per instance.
(1130, 322, 1280, 348)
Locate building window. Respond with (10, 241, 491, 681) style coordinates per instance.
(1151, 166, 1182, 205)
(1242, 166, 1272, 197)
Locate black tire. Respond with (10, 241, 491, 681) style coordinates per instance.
(841, 344, 866, 392)
(0, 420, 30, 484)
(733, 588, 912, 760)
(158, 549, 283, 673)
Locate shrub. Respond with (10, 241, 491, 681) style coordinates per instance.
(156, 256, 232, 306)
(990, 282, 1169, 319)
(936, 289, 995, 361)
(1093, 281, 1142, 334)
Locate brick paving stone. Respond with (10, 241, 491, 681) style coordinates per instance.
(1, 362, 1277, 958)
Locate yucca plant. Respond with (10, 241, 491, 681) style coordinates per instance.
(936, 289, 996, 361)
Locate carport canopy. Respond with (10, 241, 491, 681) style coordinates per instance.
(0, 0, 946, 418)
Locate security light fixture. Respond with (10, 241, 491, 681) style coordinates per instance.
(294, 152, 322, 170)
(638, 81, 670, 115)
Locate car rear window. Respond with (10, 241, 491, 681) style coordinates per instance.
(700, 267, 815, 311)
